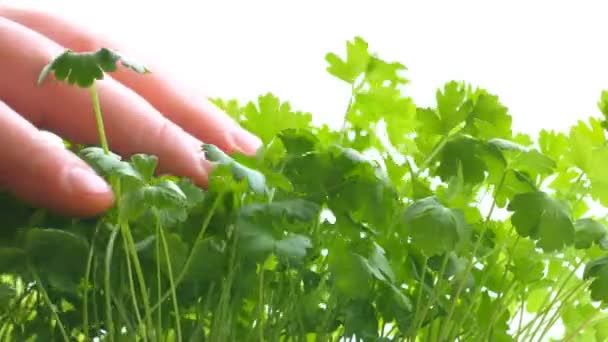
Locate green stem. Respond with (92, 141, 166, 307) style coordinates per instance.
(121, 228, 145, 339)
(104, 227, 119, 342)
(151, 193, 224, 313)
(89, 84, 110, 154)
(535, 281, 591, 342)
(120, 220, 155, 339)
(562, 311, 602, 342)
(29, 266, 69, 342)
(155, 219, 163, 338)
(157, 212, 183, 342)
(440, 172, 507, 340)
(414, 253, 450, 335)
(82, 222, 101, 340)
(258, 267, 265, 342)
(407, 257, 428, 339)
(526, 256, 584, 341)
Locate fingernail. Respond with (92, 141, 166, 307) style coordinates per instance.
(230, 128, 262, 155)
(66, 167, 111, 194)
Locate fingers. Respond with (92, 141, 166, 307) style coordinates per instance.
(0, 100, 114, 217)
(0, 5, 262, 155)
(0, 16, 213, 187)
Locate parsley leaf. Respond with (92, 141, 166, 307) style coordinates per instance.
(507, 191, 575, 252)
(38, 48, 149, 87)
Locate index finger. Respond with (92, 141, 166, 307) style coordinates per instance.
(0, 4, 262, 155)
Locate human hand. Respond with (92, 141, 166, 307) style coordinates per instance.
(0, 5, 262, 217)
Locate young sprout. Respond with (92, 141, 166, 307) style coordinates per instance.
(38, 48, 150, 155)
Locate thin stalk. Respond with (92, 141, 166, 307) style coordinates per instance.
(413, 253, 450, 335)
(563, 311, 602, 342)
(535, 281, 591, 342)
(104, 227, 119, 341)
(121, 230, 145, 340)
(112, 178, 146, 340)
(155, 220, 163, 338)
(451, 232, 519, 340)
(112, 293, 135, 334)
(158, 214, 183, 342)
(526, 257, 585, 341)
(440, 172, 506, 341)
(481, 281, 519, 340)
(82, 222, 101, 340)
(29, 266, 69, 342)
(120, 220, 155, 339)
(89, 84, 110, 154)
(515, 279, 591, 340)
(407, 256, 432, 339)
(339, 81, 364, 144)
(151, 193, 224, 313)
(258, 267, 265, 342)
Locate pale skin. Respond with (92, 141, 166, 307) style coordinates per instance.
(0, 5, 262, 217)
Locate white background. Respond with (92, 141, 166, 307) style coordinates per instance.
(5, 0, 608, 137)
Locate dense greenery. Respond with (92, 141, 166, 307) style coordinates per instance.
(0, 37, 607, 341)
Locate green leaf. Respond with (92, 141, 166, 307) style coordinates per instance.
(129, 154, 158, 182)
(275, 234, 313, 260)
(79, 147, 142, 181)
(365, 57, 408, 86)
(203, 144, 266, 194)
(325, 36, 370, 83)
(238, 94, 313, 145)
(403, 197, 470, 256)
(0, 247, 26, 273)
(589, 146, 608, 206)
(568, 119, 605, 173)
(239, 199, 320, 221)
(507, 191, 575, 252)
(120, 180, 187, 221)
(437, 136, 487, 185)
(583, 256, 608, 303)
(25, 228, 89, 292)
(464, 92, 512, 139)
(38, 48, 149, 87)
(436, 81, 471, 134)
(359, 242, 395, 283)
(237, 219, 312, 261)
(574, 218, 608, 249)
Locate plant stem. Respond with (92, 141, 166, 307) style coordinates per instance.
(151, 193, 224, 313)
(535, 281, 591, 342)
(526, 256, 585, 341)
(82, 222, 101, 340)
(441, 172, 506, 340)
(407, 256, 428, 338)
(29, 266, 69, 342)
(89, 84, 110, 154)
(563, 311, 601, 342)
(258, 267, 265, 342)
(158, 212, 183, 342)
(104, 226, 119, 342)
(414, 253, 450, 335)
(121, 228, 145, 339)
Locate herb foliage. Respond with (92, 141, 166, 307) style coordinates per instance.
(0, 38, 607, 341)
